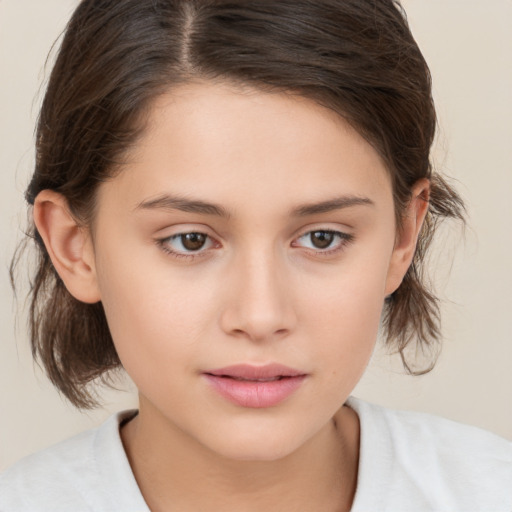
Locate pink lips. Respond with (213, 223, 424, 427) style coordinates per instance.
(203, 364, 307, 408)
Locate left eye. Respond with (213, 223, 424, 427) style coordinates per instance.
(294, 230, 350, 251)
(162, 232, 214, 253)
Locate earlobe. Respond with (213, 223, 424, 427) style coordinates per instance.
(33, 190, 101, 304)
(385, 179, 430, 296)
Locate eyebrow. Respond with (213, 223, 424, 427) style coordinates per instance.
(292, 195, 374, 216)
(135, 193, 374, 218)
(135, 194, 231, 218)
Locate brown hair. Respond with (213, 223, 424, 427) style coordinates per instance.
(13, 0, 464, 408)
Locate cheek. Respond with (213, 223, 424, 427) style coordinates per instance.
(305, 250, 390, 329)
(299, 252, 390, 381)
(94, 240, 220, 378)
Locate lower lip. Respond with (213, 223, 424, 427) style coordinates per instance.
(203, 374, 307, 408)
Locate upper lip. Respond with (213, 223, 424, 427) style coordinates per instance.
(204, 364, 306, 380)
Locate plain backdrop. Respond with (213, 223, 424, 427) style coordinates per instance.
(1, 0, 511, 471)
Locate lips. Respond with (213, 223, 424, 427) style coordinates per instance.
(203, 364, 307, 408)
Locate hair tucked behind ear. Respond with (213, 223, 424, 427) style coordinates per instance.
(11, 237, 121, 409)
(383, 174, 465, 374)
(12, 0, 465, 408)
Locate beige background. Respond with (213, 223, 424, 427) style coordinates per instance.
(1, 0, 511, 471)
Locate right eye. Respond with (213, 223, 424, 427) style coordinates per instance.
(157, 232, 216, 260)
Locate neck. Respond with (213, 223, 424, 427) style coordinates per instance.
(121, 399, 360, 512)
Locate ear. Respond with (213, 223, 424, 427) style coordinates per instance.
(33, 190, 101, 304)
(385, 178, 430, 296)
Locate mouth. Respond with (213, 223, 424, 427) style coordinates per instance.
(202, 364, 308, 408)
(205, 363, 305, 379)
(210, 375, 290, 382)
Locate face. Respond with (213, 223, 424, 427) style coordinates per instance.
(91, 81, 401, 460)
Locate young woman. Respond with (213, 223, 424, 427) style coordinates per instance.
(1, 1, 511, 511)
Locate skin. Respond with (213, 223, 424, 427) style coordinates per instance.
(34, 81, 429, 511)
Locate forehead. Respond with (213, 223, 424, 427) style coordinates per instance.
(102, 81, 392, 217)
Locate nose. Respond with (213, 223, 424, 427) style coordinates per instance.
(219, 248, 297, 343)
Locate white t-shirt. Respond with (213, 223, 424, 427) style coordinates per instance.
(1, 397, 511, 511)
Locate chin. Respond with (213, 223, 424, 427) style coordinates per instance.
(217, 442, 297, 463)
(203, 424, 309, 463)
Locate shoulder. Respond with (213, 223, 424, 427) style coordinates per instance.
(347, 397, 512, 512)
(350, 396, 512, 455)
(0, 409, 147, 512)
(0, 426, 97, 511)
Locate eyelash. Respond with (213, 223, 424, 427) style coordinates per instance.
(156, 229, 354, 261)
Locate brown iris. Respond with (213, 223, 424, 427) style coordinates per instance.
(310, 231, 335, 249)
(181, 233, 207, 251)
